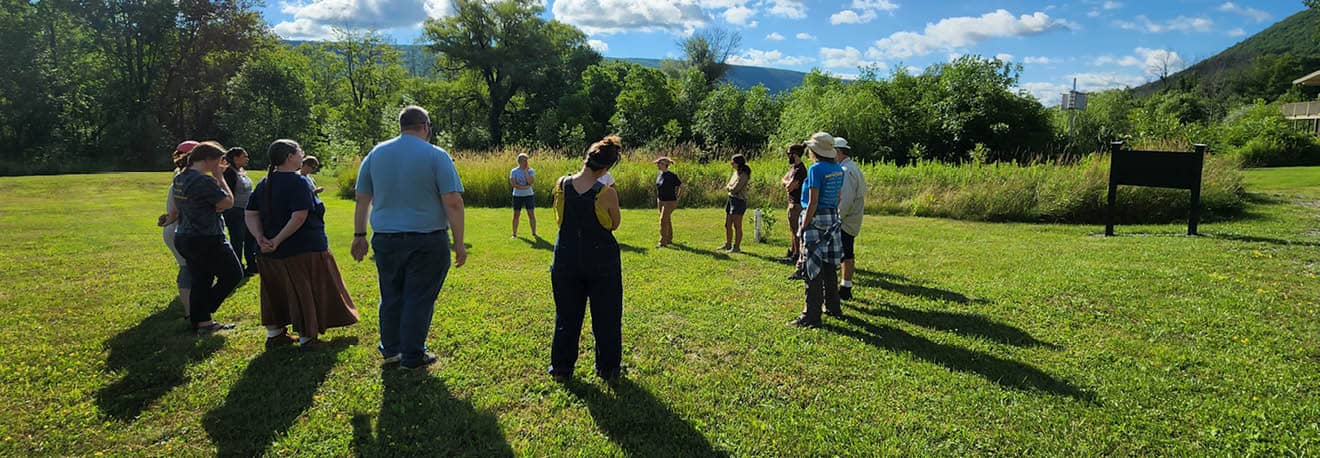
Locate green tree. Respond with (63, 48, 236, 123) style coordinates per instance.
(327, 28, 406, 153)
(694, 84, 745, 148)
(611, 66, 676, 145)
(661, 28, 741, 85)
(220, 48, 313, 162)
(424, 0, 597, 146)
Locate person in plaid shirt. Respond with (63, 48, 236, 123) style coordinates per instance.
(788, 132, 846, 328)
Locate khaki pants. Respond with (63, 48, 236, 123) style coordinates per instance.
(787, 203, 803, 258)
(658, 200, 678, 244)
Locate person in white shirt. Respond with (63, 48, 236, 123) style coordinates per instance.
(510, 153, 538, 238)
(834, 137, 867, 301)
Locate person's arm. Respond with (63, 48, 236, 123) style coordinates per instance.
(210, 166, 235, 211)
(313, 187, 324, 194)
(838, 173, 855, 218)
(351, 193, 372, 261)
(731, 172, 750, 197)
(442, 192, 466, 267)
(800, 188, 820, 237)
(244, 209, 272, 249)
(266, 211, 309, 252)
(600, 186, 622, 231)
(675, 183, 683, 202)
(526, 170, 535, 186)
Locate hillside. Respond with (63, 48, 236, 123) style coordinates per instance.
(1135, 7, 1320, 95)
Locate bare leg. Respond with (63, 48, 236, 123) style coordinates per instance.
(724, 215, 733, 247)
(179, 287, 191, 319)
(527, 208, 538, 237)
(512, 209, 521, 238)
(732, 214, 744, 250)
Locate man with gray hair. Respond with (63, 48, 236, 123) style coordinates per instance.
(351, 105, 466, 370)
(834, 137, 867, 301)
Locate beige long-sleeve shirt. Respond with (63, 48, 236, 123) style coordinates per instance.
(726, 170, 750, 200)
(837, 158, 867, 236)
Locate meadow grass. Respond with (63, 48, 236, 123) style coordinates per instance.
(0, 168, 1317, 455)
(334, 151, 1245, 224)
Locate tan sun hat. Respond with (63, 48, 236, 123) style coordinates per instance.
(834, 137, 851, 150)
(805, 132, 836, 158)
(653, 156, 674, 165)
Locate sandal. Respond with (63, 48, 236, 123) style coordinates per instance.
(195, 322, 236, 336)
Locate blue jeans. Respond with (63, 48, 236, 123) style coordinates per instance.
(372, 231, 450, 366)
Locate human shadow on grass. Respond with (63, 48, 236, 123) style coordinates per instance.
(1204, 232, 1320, 248)
(668, 243, 731, 261)
(618, 242, 648, 254)
(202, 337, 355, 457)
(853, 269, 986, 305)
(518, 235, 554, 252)
(565, 378, 728, 457)
(849, 298, 1059, 349)
(96, 300, 224, 421)
(824, 315, 1094, 402)
(350, 369, 512, 457)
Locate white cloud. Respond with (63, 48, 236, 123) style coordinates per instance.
(796, 32, 816, 40)
(588, 39, 609, 52)
(829, 0, 897, 25)
(1228, 28, 1246, 37)
(1021, 71, 1146, 105)
(766, 32, 785, 41)
(1103, 1, 1122, 10)
(819, 46, 883, 69)
(728, 48, 811, 67)
(1219, 2, 1272, 22)
(273, 0, 457, 39)
(865, 10, 1070, 59)
(1113, 15, 1213, 33)
(1024, 56, 1054, 64)
(1093, 47, 1184, 77)
(554, 0, 767, 35)
(995, 53, 1014, 61)
(767, 0, 806, 19)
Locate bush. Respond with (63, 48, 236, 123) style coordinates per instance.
(337, 148, 1246, 225)
(1216, 100, 1320, 167)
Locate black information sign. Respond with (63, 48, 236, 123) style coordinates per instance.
(1105, 142, 1206, 236)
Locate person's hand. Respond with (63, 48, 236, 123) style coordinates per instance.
(452, 243, 467, 268)
(351, 237, 369, 262)
(156, 213, 173, 227)
(214, 159, 228, 176)
(257, 237, 277, 253)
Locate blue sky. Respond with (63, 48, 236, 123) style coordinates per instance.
(262, 0, 1309, 103)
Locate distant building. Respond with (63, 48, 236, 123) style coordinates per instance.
(1284, 70, 1320, 135)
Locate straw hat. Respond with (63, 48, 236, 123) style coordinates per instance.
(805, 132, 836, 158)
(653, 156, 674, 165)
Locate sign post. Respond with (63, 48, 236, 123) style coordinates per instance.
(1105, 142, 1206, 236)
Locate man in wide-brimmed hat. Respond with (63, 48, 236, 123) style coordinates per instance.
(788, 132, 846, 328)
(834, 137, 867, 301)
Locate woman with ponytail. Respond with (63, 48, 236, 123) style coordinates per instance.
(245, 139, 358, 348)
(222, 147, 258, 275)
(720, 154, 752, 253)
(157, 141, 198, 321)
(548, 135, 624, 383)
(172, 141, 241, 335)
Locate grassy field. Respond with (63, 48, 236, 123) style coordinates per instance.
(0, 167, 1317, 456)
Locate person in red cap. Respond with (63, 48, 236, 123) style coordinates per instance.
(157, 141, 201, 320)
(653, 156, 681, 248)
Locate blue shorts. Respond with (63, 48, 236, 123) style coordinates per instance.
(513, 195, 536, 211)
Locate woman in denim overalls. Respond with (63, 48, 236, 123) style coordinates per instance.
(549, 136, 624, 383)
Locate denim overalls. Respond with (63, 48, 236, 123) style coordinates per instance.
(549, 177, 623, 379)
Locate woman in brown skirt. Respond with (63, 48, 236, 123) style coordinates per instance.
(245, 139, 359, 348)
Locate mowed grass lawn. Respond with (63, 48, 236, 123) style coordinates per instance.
(0, 167, 1318, 456)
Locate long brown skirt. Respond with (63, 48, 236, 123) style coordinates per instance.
(257, 251, 359, 339)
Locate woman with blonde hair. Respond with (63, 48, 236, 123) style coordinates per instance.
(549, 135, 624, 382)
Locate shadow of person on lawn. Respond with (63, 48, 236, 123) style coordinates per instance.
(849, 298, 1059, 349)
(518, 235, 554, 252)
(617, 242, 648, 254)
(202, 337, 355, 457)
(566, 378, 728, 457)
(854, 269, 986, 304)
(824, 315, 1094, 402)
(668, 243, 731, 261)
(350, 369, 513, 457)
(96, 300, 224, 421)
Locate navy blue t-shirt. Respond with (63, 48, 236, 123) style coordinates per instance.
(656, 170, 681, 201)
(247, 171, 328, 258)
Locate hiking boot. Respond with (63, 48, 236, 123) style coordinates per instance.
(786, 315, 821, 328)
(401, 352, 438, 370)
(839, 286, 853, 300)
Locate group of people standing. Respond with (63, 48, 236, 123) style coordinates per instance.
(156, 102, 870, 381)
(160, 139, 358, 348)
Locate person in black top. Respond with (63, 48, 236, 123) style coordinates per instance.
(550, 135, 624, 383)
(246, 139, 359, 348)
(172, 141, 241, 335)
(782, 143, 809, 268)
(653, 156, 682, 248)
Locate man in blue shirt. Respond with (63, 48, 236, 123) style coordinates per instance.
(510, 153, 537, 238)
(351, 106, 466, 370)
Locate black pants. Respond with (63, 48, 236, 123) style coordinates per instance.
(222, 207, 257, 270)
(175, 235, 244, 325)
(550, 260, 623, 378)
(803, 262, 840, 322)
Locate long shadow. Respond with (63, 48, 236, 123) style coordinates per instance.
(854, 269, 986, 304)
(202, 337, 356, 457)
(1204, 232, 1320, 248)
(739, 250, 795, 265)
(617, 242, 648, 254)
(96, 300, 224, 421)
(518, 235, 554, 252)
(824, 315, 1094, 402)
(351, 369, 512, 457)
(668, 243, 731, 261)
(566, 379, 728, 457)
(850, 298, 1059, 349)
